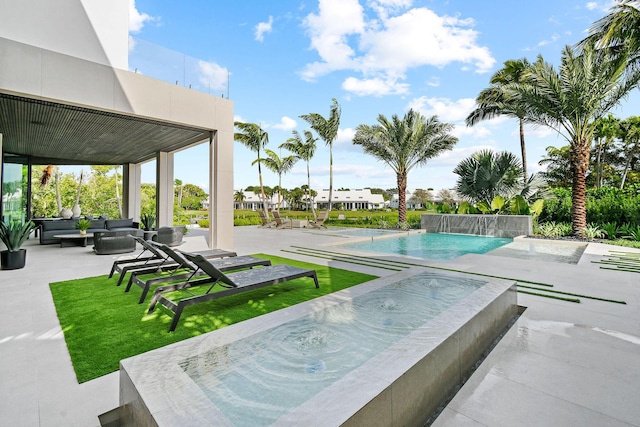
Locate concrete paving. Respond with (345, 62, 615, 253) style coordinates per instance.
(1, 227, 639, 426)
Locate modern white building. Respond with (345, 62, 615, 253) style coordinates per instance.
(313, 189, 386, 210)
(0, 0, 235, 249)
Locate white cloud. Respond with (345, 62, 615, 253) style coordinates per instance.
(407, 97, 477, 122)
(342, 76, 409, 96)
(426, 76, 440, 87)
(129, 0, 156, 34)
(272, 116, 298, 131)
(336, 127, 356, 145)
(433, 144, 496, 167)
(537, 33, 560, 47)
(452, 124, 492, 139)
(255, 16, 274, 42)
(301, 0, 495, 96)
(198, 61, 229, 91)
(585, 2, 598, 10)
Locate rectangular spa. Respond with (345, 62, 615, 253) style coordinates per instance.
(116, 268, 517, 426)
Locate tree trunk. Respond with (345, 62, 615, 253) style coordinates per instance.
(519, 118, 527, 180)
(595, 138, 603, 189)
(257, 152, 269, 220)
(307, 161, 316, 221)
(326, 144, 333, 216)
(570, 142, 590, 236)
(397, 173, 407, 224)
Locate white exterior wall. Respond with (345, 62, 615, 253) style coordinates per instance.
(0, 0, 128, 69)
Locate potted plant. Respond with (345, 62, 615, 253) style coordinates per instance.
(140, 213, 156, 231)
(0, 221, 36, 270)
(76, 219, 92, 235)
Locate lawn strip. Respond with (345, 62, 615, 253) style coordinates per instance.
(517, 289, 580, 303)
(517, 284, 626, 304)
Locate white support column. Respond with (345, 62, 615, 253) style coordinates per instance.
(156, 151, 174, 227)
(122, 163, 142, 221)
(209, 130, 234, 249)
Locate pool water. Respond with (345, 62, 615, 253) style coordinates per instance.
(180, 272, 486, 426)
(344, 232, 512, 260)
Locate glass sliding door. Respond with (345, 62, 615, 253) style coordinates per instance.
(1, 154, 30, 224)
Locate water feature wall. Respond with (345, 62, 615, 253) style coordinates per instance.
(422, 214, 532, 237)
(113, 269, 517, 426)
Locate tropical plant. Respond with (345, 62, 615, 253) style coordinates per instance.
(353, 109, 457, 223)
(140, 213, 156, 231)
(300, 98, 341, 215)
(0, 221, 35, 252)
(454, 150, 523, 206)
(600, 221, 620, 240)
(76, 219, 92, 232)
(234, 190, 245, 208)
(624, 225, 640, 241)
(280, 130, 318, 219)
(253, 149, 297, 212)
(511, 43, 640, 236)
(466, 58, 532, 179)
(235, 121, 270, 219)
(582, 224, 605, 240)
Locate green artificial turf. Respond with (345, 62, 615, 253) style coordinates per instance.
(49, 254, 377, 383)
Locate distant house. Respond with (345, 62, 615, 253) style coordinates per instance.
(314, 189, 385, 210)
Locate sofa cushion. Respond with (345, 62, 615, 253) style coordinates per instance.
(90, 219, 106, 229)
(105, 218, 134, 230)
(41, 219, 77, 232)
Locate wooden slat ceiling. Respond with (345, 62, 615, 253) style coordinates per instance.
(0, 93, 212, 165)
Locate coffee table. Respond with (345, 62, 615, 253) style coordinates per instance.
(53, 233, 94, 248)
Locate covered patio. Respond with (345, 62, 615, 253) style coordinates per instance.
(0, 35, 234, 249)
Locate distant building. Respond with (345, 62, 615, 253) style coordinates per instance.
(314, 189, 385, 210)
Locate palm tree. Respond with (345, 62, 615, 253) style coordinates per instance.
(280, 130, 318, 219)
(512, 43, 640, 236)
(592, 114, 620, 188)
(300, 98, 341, 214)
(618, 116, 640, 188)
(174, 178, 183, 208)
(466, 58, 532, 180)
(538, 146, 573, 188)
(353, 109, 457, 223)
(253, 149, 297, 212)
(453, 150, 523, 206)
(579, 0, 640, 68)
(234, 189, 245, 209)
(234, 122, 270, 219)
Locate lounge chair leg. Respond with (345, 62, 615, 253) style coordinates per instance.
(168, 305, 184, 332)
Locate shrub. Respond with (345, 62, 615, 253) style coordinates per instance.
(198, 219, 210, 228)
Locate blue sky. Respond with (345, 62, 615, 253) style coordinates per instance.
(125, 0, 640, 194)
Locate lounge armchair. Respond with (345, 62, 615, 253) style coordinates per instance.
(148, 252, 319, 332)
(152, 226, 186, 246)
(110, 237, 236, 286)
(308, 211, 328, 229)
(272, 211, 291, 229)
(257, 210, 276, 228)
(93, 230, 138, 255)
(125, 242, 271, 303)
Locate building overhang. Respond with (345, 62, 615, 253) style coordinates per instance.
(0, 92, 211, 165)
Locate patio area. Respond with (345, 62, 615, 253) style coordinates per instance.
(1, 226, 639, 426)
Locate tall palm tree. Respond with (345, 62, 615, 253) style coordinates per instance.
(453, 150, 523, 206)
(579, 0, 640, 68)
(234, 122, 270, 219)
(280, 130, 318, 219)
(466, 58, 532, 180)
(300, 98, 341, 214)
(234, 189, 245, 209)
(253, 149, 297, 212)
(592, 114, 620, 188)
(512, 43, 640, 236)
(618, 116, 640, 188)
(353, 109, 457, 223)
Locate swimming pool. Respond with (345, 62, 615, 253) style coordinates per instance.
(344, 232, 512, 260)
(118, 270, 517, 426)
(333, 228, 403, 237)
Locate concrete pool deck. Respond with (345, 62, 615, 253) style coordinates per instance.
(1, 226, 639, 426)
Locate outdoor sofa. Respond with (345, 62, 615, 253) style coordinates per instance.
(39, 217, 142, 245)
